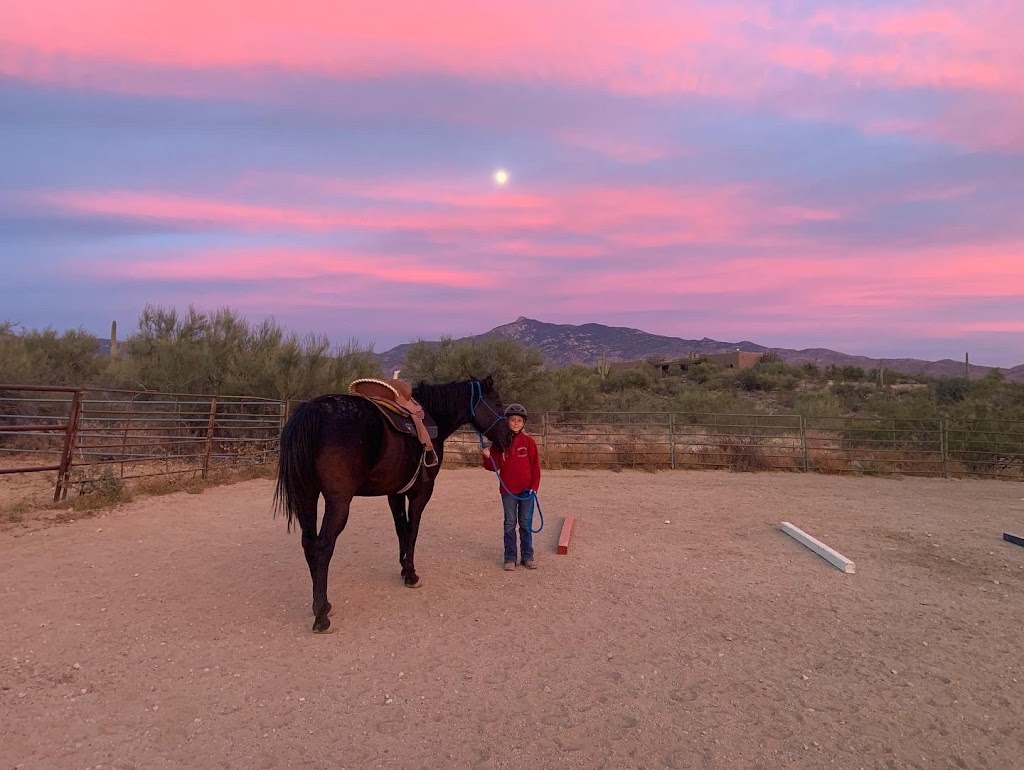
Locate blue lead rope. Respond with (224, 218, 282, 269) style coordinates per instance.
(492, 467, 544, 535)
(469, 382, 544, 535)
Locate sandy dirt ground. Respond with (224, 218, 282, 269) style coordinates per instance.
(0, 462, 59, 507)
(1, 469, 1023, 770)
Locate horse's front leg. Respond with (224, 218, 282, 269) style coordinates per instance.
(311, 493, 352, 633)
(401, 482, 435, 588)
(387, 494, 412, 583)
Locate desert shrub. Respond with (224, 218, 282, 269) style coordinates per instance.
(723, 438, 776, 472)
(536, 366, 600, 412)
(685, 361, 720, 385)
(830, 382, 873, 412)
(839, 365, 866, 381)
(67, 467, 131, 509)
(934, 377, 970, 405)
(669, 388, 751, 415)
(734, 368, 773, 392)
(121, 305, 382, 399)
(0, 325, 105, 385)
(602, 364, 658, 392)
(733, 367, 798, 392)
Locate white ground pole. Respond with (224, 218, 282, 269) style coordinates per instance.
(780, 522, 856, 574)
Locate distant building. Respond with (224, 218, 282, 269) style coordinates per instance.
(659, 350, 764, 374)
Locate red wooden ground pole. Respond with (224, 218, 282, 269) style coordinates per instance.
(557, 514, 576, 555)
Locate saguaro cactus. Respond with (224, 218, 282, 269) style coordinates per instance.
(110, 320, 118, 359)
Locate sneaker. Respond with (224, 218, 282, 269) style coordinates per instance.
(503, 561, 516, 571)
(521, 560, 538, 570)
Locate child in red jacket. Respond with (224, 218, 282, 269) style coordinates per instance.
(482, 403, 541, 571)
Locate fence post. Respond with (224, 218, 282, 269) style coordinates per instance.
(541, 412, 548, 449)
(54, 390, 84, 502)
(940, 418, 948, 477)
(202, 396, 218, 480)
(119, 393, 138, 478)
(669, 413, 676, 469)
(799, 415, 809, 472)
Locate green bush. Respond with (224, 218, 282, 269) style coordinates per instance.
(686, 361, 720, 385)
(0, 325, 105, 385)
(934, 377, 970, 405)
(602, 363, 658, 392)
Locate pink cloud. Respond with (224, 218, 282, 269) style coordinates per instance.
(24, 179, 1024, 330)
(33, 190, 335, 230)
(557, 130, 677, 164)
(3, 2, 1013, 98)
(957, 321, 1024, 334)
(3, 1, 1021, 150)
(259, 175, 549, 212)
(25, 188, 557, 234)
(539, 242, 1024, 321)
(73, 248, 492, 289)
(26, 179, 836, 251)
(806, 6, 1021, 85)
(770, 45, 837, 77)
(0, 0, 711, 94)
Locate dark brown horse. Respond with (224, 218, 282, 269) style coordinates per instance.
(274, 376, 512, 633)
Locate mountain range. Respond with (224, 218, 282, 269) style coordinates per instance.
(379, 317, 1024, 383)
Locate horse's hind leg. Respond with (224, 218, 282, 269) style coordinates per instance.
(298, 498, 331, 619)
(287, 491, 324, 616)
(311, 493, 352, 633)
(296, 494, 318, 583)
(387, 494, 413, 584)
(401, 482, 435, 588)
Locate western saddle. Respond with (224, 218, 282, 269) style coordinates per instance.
(348, 377, 438, 463)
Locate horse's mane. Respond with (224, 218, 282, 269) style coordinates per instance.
(412, 379, 473, 418)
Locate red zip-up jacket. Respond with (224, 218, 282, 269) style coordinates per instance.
(482, 431, 541, 496)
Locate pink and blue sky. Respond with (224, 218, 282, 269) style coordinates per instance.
(1, 1, 1022, 364)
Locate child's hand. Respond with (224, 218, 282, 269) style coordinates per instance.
(482, 446, 491, 458)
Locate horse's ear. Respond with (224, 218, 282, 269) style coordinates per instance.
(482, 375, 494, 391)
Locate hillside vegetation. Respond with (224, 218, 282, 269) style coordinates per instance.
(3, 307, 1023, 428)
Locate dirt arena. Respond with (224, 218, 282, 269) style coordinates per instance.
(2, 469, 1023, 770)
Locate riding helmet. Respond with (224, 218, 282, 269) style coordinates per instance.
(504, 403, 528, 420)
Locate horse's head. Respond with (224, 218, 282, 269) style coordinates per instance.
(469, 375, 514, 451)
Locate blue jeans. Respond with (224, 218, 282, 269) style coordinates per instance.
(502, 493, 535, 563)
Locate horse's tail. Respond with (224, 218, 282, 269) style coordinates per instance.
(274, 399, 323, 534)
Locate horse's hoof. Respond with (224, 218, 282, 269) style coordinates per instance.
(312, 616, 332, 633)
(404, 577, 422, 589)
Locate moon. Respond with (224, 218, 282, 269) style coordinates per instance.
(493, 168, 509, 186)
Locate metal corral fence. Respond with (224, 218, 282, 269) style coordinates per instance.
(1, 384, 284, 501)
(442, 411, 1024, 479)
(4, 385, 1023, 502)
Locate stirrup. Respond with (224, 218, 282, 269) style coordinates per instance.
(422, 448, 439, 468)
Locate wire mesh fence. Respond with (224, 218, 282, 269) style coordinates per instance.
(3, 383, 1023, 504)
